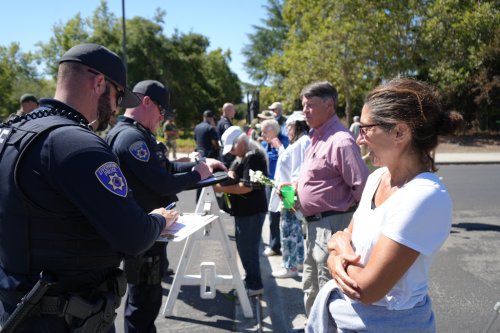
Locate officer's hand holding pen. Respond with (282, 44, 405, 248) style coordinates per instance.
(204, 157, 228, 172)
(193, 159, 212, 180)
(150, 202, 179, 231)
(165, 202, 176, 210)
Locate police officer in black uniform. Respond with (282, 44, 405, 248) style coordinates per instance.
(194, 110, 220, 159)
(0, 43, 179, 332)
(105, 80, 226, 333)
(216, 103, 234, 139)
(217, 103, 236, 168)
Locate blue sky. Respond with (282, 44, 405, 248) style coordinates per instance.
(0, 0, 269, 84)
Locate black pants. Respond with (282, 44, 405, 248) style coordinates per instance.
(268, 211, 282, 253)
(265, 185, 281, 253)
(124, 242, 167, 333)
(124, 283, 162, 333)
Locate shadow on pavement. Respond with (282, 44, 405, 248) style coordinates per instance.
(452, 222, 500, 232)
(159, 284, 236, 331)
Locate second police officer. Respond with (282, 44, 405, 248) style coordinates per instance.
(105, 80, 226, 332)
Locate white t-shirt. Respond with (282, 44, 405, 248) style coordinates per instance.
(268, 134, 311, 212)
(350, 167, 452, 310)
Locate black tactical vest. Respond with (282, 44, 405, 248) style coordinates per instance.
(0, 108, 121, 274)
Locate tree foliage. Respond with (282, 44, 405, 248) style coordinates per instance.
(0, 0, 242, 127)
(0, 43, 53, 118)
(418, 0, 500, 128)
(245, 0, 500, 129)
(242, 0, 288, 86)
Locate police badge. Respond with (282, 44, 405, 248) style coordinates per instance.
(129, 141, 150, 162)
(95, 162, 128, 197)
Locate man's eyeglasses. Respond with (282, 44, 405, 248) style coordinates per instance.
(152, 100, 166, 116)
(87, 69, 124, 106)
(359, 123, 387, 136)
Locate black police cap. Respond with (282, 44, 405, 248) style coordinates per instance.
(59, 43, 140, 108)
(20, 93, 38, 104)
(133, 80, 174, 117)
(203, 110, 215, 118)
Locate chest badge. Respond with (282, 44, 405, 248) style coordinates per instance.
(129, 140, 150, 162)
(95, 161, 128, 197)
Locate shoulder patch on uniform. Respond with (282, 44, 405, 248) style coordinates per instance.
(95, 162, 128, 197)
(129, 140, 150, 162)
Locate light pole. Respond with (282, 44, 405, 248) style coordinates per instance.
(121, 0, 127, 71)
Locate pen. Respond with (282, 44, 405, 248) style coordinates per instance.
(195, 157, 206, 164)
(165, 202, 176, 210)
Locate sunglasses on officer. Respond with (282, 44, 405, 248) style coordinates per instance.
(87, 69, 124, 106)
(151, 100, 167, 117)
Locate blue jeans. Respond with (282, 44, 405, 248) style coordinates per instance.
(234, 213, 266, 290)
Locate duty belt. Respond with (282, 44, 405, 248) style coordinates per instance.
(304, 204, 358, 222)
(38, 294, 102, 319)
(0, 268, 126, 321)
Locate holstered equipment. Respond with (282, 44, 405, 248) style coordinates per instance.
(124, 255, 162, 285)
(0, 268, 126, 333)
(0, 272, 55, 333)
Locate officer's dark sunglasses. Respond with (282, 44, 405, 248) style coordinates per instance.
(87, 69, 124, 106)
(152, 100, 166, 116)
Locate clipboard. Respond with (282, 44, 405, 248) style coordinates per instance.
(157, 213, 218, 242)
(186, 171, 231, 190)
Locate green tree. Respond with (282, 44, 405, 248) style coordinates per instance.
(469, 26, 500, 124)
(418, 0, 500, 128)
(276, 0, 380, 122)
(203, 49, 242, 108)
(242, 0, 288, 85)
(244, 0, 498, 128)
(0, 44, 21, 118)
(36, 13, 90, 79)
(0, 43, 48, 119)
(32, 1, 241, 129)
(169, 31, 224, 127)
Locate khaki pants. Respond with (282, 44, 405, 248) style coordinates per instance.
(166, 139, 177, 159)
(302, 211, 353, 316)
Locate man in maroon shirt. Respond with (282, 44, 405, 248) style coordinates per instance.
(296, 81, 369, 316)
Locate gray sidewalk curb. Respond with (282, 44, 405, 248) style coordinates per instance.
(435, 152, 500, 165)
(176, 152, 500, 166)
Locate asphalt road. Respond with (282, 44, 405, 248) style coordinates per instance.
(432, 164, 500, 332)
(114, 164, 500, 332)
(115, 189, 242, 333)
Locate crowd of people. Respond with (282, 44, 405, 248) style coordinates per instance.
(0, 41, 463, 332)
